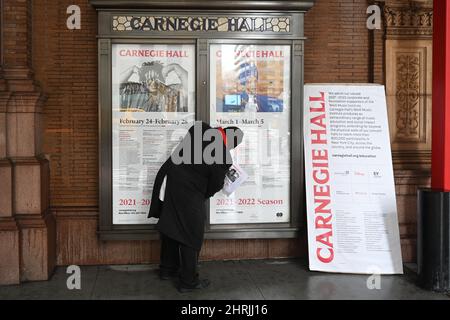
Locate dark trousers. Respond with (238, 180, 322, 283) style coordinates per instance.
(159, 232, 200, 287)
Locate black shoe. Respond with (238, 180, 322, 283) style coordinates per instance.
(159, 269, 179, 280)
(177, 279, 210, 293)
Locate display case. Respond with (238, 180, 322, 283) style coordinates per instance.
(90, 0, 315, 240)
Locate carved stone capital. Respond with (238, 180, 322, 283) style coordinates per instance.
(383, 0, 433, 39)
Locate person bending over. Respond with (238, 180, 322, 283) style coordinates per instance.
(148, 121, 244, 293)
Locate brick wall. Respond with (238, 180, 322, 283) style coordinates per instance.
(304, 0, 372, 84)
(34, 0, 377, 210)
(33, 0, 98, 208)
(3, 0, 31, 68)
(32, 0, 400, 265)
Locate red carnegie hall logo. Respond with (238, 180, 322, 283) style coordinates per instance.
(308, 92, 334, 264)
(119, 49, 189, 58)
(215, 50, 284, 59)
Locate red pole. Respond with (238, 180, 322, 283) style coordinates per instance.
(432, 0, 450, 190)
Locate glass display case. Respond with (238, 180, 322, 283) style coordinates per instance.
(93, 0, 313, 240)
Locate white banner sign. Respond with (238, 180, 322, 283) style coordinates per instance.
(304, 84, 403, 274)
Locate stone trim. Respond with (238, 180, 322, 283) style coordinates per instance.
(383, 0, 433, 39)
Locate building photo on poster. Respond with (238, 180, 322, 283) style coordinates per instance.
(209, 44, 291, 224)
(303, 84, 403, 274)
(111, 44, 196, 225)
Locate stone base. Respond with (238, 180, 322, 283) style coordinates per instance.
(0, 156, 56, 285)
(17, 212, 56, 282)
(0, 218, 20, 285)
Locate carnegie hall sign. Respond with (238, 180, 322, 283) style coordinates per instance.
(112, 15, 291, 33)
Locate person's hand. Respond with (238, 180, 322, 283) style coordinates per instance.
(162, 63, 188, 88)
(119, 65, 141, 84)
(132, 65, 140, 73)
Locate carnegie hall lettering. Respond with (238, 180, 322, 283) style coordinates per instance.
(112, 16, 290, 33)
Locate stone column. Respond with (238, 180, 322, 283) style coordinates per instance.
(0, 74, 20, 284)
(0, 0, 55, 285)
(382, 0, 433, 262)
(0, 0, 21, 286)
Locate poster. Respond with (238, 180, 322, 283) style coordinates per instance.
(303, 84, 403, 274)
(112, 44, 195, 224)
(209, 44, 291, 224)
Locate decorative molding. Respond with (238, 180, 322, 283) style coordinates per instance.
(99, 40, 110, 55)
(51, 206, 99, 219)
(89, 0, 315, 11)
(293, 40, 303, 56)
(390, 47, 429, 146)
(392, 150, 431, 170)
(112, 15, 290, 33)
(395, 53, 420, 139)
(385, 39, 432, 169)
(198, 39, 208, 55)
(383, 0, 433, 39)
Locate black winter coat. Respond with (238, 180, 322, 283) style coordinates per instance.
(148, 122, 232, 250)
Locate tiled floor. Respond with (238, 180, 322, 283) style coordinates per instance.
(0, 259, 449, 300)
